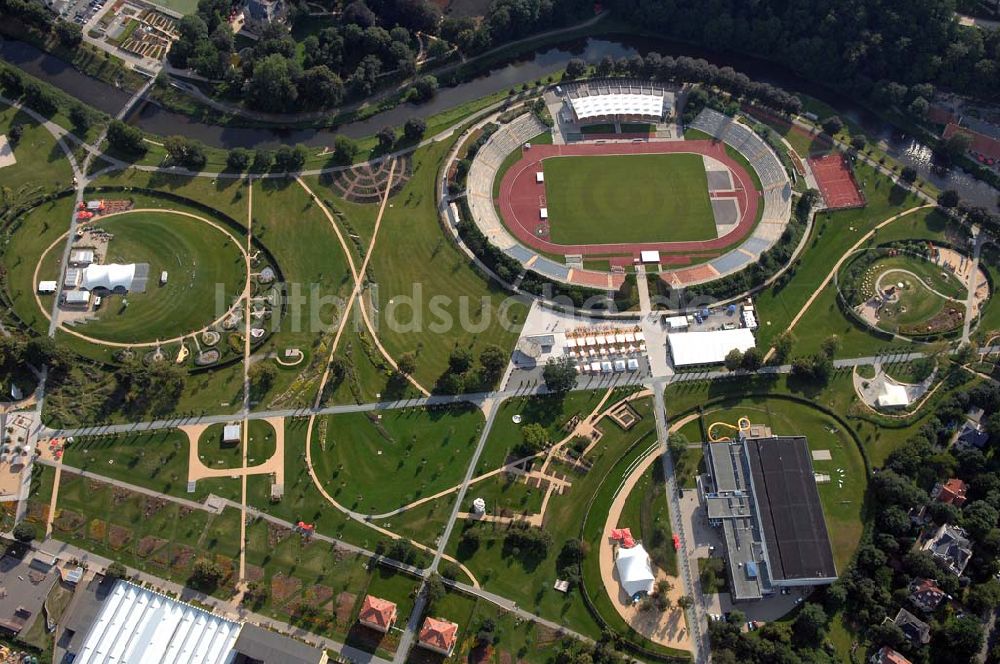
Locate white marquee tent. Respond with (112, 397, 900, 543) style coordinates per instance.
(615, 544, 655, 597)
(570, 94, 665, 122)
(81, 263, 136, 291)
(667, 328, 756, 367)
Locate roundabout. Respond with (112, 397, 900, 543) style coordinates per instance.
(32, 208, 251, 348)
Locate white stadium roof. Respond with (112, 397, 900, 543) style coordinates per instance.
(76, 581, 242, 664)
(570, 94, 665, 121)
(668, 328, 756, 367)
(81, 263, 135, 291)
(615, 544, 655, 597)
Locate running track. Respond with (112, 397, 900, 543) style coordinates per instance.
(497, 141, 760, 258)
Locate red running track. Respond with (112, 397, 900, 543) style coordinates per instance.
(497, 140, 760, 258)
(808, 153, 865, 209)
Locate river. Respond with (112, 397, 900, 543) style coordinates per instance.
(2, 34, 996, 206)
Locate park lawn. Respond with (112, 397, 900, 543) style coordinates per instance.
(697, 398, 866, 572)
(0, 106, 74, 196)
(372, 495, 454, 550)
(88, 170, 250, 225)
(446, 397, 661, 644)
(753, 160, 924, 350)
(147, 0, 199, 14)
(749, 111, 832, 157)
(872, 254, 968, 300)
(52, 210, 246, 343)
(543, 153, 716, 245)
(310, 405, 483, 515)
(323, 325, 421, 406)
(5, 197, 75, 337)
(977, 245, 1000, 335)
(66, 429, 192, 498)
(468, 471, 546, 516)
(197, 420, 276, 470)
(367, 139, 528, 389)
(674, 420, 704, 490)
(249, 178, 356, 410)
(245, 417, 406, 556)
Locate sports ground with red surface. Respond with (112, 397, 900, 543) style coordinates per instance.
(497, 140, 760, 259)
(808, 153, 865, 209)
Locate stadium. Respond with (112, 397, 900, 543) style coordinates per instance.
(464, 82, 795, 291)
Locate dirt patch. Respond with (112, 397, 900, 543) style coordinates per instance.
(499, 652, 513, 664)
(108, 524, 133, 551)
(214, 554, 236, 589)
(245, 564, 265, 583)
(179, 506, 193, 518)
(470, 645, 493, 664)
(535, 625, 560, 647)
(86, 479, 105, 493)
(303, 584, 334, 608)
(271, 573, 303, 605)
(267, 522, 292, 547)
(143, 496, 168, 518)
(151, 546, 171, 567)
(53, 509, 86, 533)
(137, 536, 168, 558)
(334, 591, 356, 625)
(112, 486, 131, 505)
(87, 518, 107, 542)
(26, 502, 49, 524)
(170, 545, 196, 571)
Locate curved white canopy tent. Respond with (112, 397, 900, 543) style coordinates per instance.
(81, 263, 135, 291)
(615, 543, 655, 597)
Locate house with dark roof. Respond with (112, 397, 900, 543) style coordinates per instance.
(870, 645, 913, 664)
(418, 616, 459, 656)
(357, 595, 397, 633)
(922, 523, 973, 576)
(931, 478, 968, 506)
(892, 608, 931, 646)
(908, 578, 946, 613)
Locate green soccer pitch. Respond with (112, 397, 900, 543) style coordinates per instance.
(541, 153, 717, 245)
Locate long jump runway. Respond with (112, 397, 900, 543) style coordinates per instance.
(497, 140, 760, 258)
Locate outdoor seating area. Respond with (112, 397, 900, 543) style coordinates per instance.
(564, 325, 646, 374)
(561, 78, 676, 124)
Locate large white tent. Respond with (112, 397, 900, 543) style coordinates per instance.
(81, 263, 136, 292)
(877, 383, 910, 408)
(570, 94, 665, 123)
(615, 544, 655, 597)
(667, 328, 756, 367)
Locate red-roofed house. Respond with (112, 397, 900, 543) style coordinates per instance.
(870, 645, 913, 664)
(358, 595, 397, 633)
(908, 577, 946, 613)
(932, 478, 968, 507)
(418, 616, 459, 656)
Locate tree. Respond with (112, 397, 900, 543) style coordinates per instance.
(479, 345, 506, 379)
(227, 147, 251, 171)
(820, 334, 840, 358)
(12, 522, 35, 542)
(274, 144, 307, 172)
(424, 573, 446, 606)
(724, 348, 743, 371)
(448, 347, 473, 374)
(412, 75, 438, 102)
(189, 559, 224, 591)
(248, 361, 277, 393)
(667, 431, 688, 461)
(741, 347, 762, 371)
(7, 123, 23, 146)
(596, 55, 614, 77)
(105, 561, 127, 580)
(934, 616, 984, 663)
(773, 332, 794, 363)
(106, 120, 147, 155)
(377, 126, 396, 150)
(163, 135, 206, 169)
(397, 352, 416, 375)
(850, 134, 867, 151)
(69, 105, 90, 133)
(520, 423, 548, 453)
(792, 602, 827, 644)
(963, 500, 999, 540)
(821, 115, 843, 135)
(403, 117, 427, 141)
(907, 96, 929, 119)
(900, 166, 918, 183)
(677, 595, 693, 609)
(299, 65, 344, 108)
(967, 578, 1000, 616)
(565, 58, 586, 78)
(939, 132, 971, 162)
(542, 357, 577, 393)
(332, 135, 357, 164)
(253, 149, 274, 171)
(939, 189, 960, 208)
(247, 54, 299, 112)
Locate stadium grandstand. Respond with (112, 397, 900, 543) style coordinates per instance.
(560, 79, 675, 124)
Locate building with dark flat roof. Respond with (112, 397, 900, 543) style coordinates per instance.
(701, 430, 837, 601)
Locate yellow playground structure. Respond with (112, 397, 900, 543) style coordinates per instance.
(707, 416, 752, 442)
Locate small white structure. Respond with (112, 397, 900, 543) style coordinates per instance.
(535, 171, 544, 183)
(160, 271, 169, 285)
(81, 263, 136, 292)
(667, 328, 756, 367)
(615, 543, 656, 597)
(640, 250, 661, 264)
(665, 315, 689, 330)
(540, 207, 548, 219)
(472, 497, 486, 515)
(64, 268, 81, 288)
(222, 423, 241, 444)
(70, 249, 95, 265)
(877, 383, 911, 408)
(37, 280, 57, 294)
(63, 290, 91, 306)
(626, 358, 640, 371)
(0, 134, 16, 169)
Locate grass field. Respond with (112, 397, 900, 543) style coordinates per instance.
(543, 153, 716, 245)
(197, 420, 276, 470)
(310, 405, 483, 515)
(44, 210, 246, 343)
(147, 0, 199, 14)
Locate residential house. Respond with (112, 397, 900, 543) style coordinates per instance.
(892, 608, 931, 646)
(357, 596, 397, 633)
(931, 478, 968, 507)
(870, 645, 913, 664)
(908, 578, 946, 613)
(922, 524, 973, 576)
(418, 617, 458, 656)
